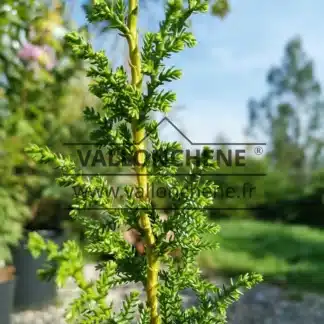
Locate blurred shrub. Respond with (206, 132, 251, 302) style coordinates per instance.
(0, 1, 96, 236)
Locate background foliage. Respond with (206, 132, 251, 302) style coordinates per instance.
(0, 0, 97, 261)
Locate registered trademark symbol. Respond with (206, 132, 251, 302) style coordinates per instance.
(254, 146, 263, 155)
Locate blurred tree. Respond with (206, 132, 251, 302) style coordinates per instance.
(247, 37, 324, 191)
(0, 0, 96, 233)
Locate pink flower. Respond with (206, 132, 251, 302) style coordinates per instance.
(18, 43, 43, 61)
(18, 43, 57, 71)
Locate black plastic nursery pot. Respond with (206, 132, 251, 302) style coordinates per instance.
(0, 266, 16, 324)
(12, 229, 64, 311)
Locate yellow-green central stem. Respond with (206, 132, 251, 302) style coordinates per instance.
(127, 1, 160, 323)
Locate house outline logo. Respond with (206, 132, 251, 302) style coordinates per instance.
(135, 116, 192, 145)
(134, 116, 266, 146)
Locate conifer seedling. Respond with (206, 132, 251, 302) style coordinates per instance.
(26, 0, 263, 323)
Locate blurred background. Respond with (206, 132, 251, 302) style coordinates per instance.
(0, 0, 323, 323)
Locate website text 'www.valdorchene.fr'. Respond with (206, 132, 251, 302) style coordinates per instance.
(72, 182, 257, 201)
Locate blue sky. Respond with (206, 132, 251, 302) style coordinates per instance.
(69, 0, 324, 145)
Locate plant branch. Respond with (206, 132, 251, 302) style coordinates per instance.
(126, 0, 160, 323)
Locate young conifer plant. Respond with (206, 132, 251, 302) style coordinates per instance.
(26, 0, 262, 323)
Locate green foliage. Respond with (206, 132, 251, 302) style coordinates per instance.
(26, 0, 262, 323)
(201, 218, 324, 293)
(243, 37, 324, 226)
(211, 0, 230, 18)
(247, 37, 324, 187)
(0, 188, 30, 263)
(0, 0, 94, 238)
(0, 0, 42, 262)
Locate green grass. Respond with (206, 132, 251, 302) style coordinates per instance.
(200, 219, 324, 293)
